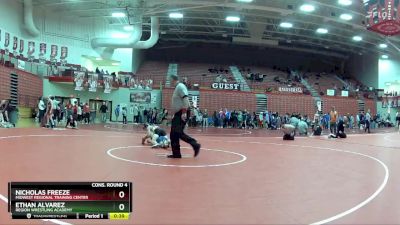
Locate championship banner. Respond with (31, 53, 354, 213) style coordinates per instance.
(40, 43, 47, 55)
(4, 32, 10, 47)
(28, 41, 35, 55)
(13, 36, 18, 51)
(88, 73, 98, 92)
(103, 75, 112, 94)
(19, 39, 24, 53)
(50, 45, 58, 57)
(74, 72, 85, 91)
(61, 46, 68, 58)
(130, 92, 151, 104)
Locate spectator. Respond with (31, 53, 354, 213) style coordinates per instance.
(99, 102, 108, 123)
(38, 97, 46, 123)
(122, 107, 127, 124)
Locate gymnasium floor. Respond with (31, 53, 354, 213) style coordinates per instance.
(0, 122, 399, 225)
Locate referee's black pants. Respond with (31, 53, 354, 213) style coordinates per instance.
(170, 110, 198, 157)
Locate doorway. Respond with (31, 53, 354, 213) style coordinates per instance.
(89, 99, 112, 123)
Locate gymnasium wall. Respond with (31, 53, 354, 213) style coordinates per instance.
(161, 88, 257, 114)
(376, 101, 398, 124)
(161, 88, 376, 118)
(43, 80, 161, 122)
(0, 0, 134, 72)
(378, 59, 400, 89)
(0, 66, 43, 108)
(321, 96, 359, 116)
(200, 90, 257, 113)
(267, 93, 315, 116)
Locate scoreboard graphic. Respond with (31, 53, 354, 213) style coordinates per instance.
(8, 182, 132, 220)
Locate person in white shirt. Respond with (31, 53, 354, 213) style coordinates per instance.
(365, 109, 371, 133)
(38, 97, 46, 123)
(77, 104, 83, 122)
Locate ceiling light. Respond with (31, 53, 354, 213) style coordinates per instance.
(385, 82, 392, 86)
(352, 36, 362, 41)
(124, 26, 133, 31)
(338, 0, 352, 6)
(339, 13, 353, 20)
(112, 12, 126, 18)
(95, 57, 102, 61)
(299, 4, 315, 12)
(112, 62, 120, 66)
(379, 43, 388, 48)
(316, 28, 328, 34)
(169, 12, 183, 19)
(236, 0, 253, 2)
(382, 55, 389, 59)
(226, 16, 240, 22)
(280, 22, 293, 28)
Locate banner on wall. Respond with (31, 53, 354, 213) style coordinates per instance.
(40, 43, 47, 55)
(12, 36, 17, 51)
(103, 75, 112, 94)
(326, 89, 335, 96)
(19, 39, 24, 53)
(278, 87, 303, 93)
(61, 46, 68, 58)
(130, 92, 151, 104)
(17, 60, 25, 70)
(88, 73, 98, 92)
(74, 72, 85, 91)
(50, 45, 58, 57)
(4, 32, 10, 47)
(341, 90, 349, 97)
(28, 41, 35, 55)
(317, 100, 322, 112)
(211, 82, 240, 91)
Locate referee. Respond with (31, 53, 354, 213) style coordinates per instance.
(169, 74, 201, 158)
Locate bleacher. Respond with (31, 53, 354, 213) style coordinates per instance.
(306, 72, 345, 96)
(177, 63, 234, 88)
(133, 61, 169, 88)
(241, 66, 304, 93)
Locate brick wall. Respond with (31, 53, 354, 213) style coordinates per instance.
(0, 65, 43, 108)
(161, 88, 174, 113)
(321, 96, 358, 116)
(200, 90, 257, 113)
(162, 88, 378, 118)
(267, 93, 315, 116)
(364, 99, 377, 115)
(162, 88, 257, 113)
(0, 67, 10, 101)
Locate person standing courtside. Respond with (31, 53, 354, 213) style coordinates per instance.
(169, 74, 201, 158)
(329, 106, 338, 134)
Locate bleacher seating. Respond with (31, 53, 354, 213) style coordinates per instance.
(0, 64, 43, 108)
(177, 63, 234, 88)
(240, 66, 304, 93)
(134, 61, 168, 88)
(305, 73, 345, 96)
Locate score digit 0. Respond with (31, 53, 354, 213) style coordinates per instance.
(119, 191, 125, 199)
